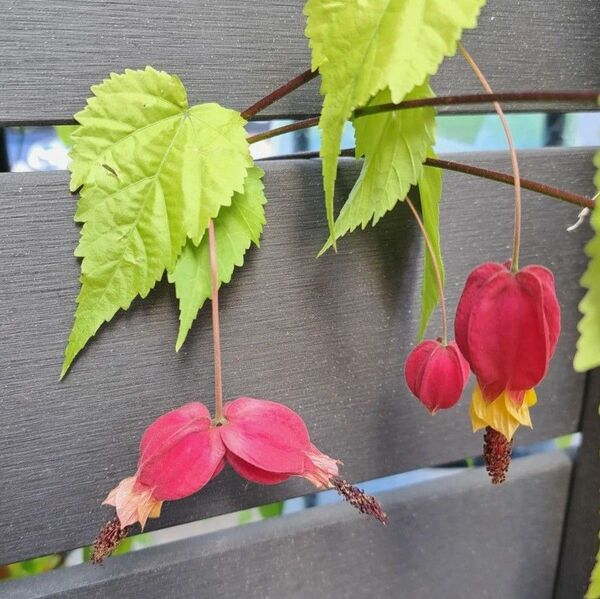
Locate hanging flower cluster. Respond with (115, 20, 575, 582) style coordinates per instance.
(403, 44, 562, 486)
(93, 397, 386, 563)
(456, 261, 560, 481)
(404, 261, 560, 484)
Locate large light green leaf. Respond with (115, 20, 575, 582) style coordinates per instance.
(319, 81, 436, 253)
(574, 151, 600, 372)
(168, 166, 267, 351)
(304, 0, 486, 245)
(61, 67, 252, 377)
(417, 156, 444, 340)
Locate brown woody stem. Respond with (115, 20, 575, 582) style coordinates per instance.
(353, 90, 598, 118)
(424, 157, 595, 210)
(247, 117, 319, 144)
(241, 69, 318, 120)
(262, 149, 595, 210)
(246, 91, 598, 145)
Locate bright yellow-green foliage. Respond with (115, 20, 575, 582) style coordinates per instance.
(62, 67, 255, 376)
(574, 151, 600, 372)
(54, 125, 78, 148)
(417, 156, 444, 340)
(583, 156, 600, 599)
(168, 167, 267, 351)
(586, 402, 600, 598)
(319, 82, 436, 253)
(304, 0, 486, 247)
(587, 533, 600, 597)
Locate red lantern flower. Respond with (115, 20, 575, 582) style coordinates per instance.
(455, 261, 560, 483)
(93, 397, 386, 562)
(404, 339, 470, 413)
(455, 262, 560, 406)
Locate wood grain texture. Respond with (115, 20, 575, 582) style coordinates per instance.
(554, 371, 600, 599)
(0, 149, 594, 565)
(0, 0, 598, 125)
(2, 452, 572, 599)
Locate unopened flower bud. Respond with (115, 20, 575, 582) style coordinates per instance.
(404, 339, 470, 413)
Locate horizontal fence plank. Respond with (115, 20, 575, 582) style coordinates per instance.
(3, 452, 573, 599)
(0, 0, 599, 125)
(0, 148, 594, 564)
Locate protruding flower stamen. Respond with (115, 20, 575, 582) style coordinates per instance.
(483, 427, 513, 485)
(331, 476, 387, 524)
(91, 517, 131, 564)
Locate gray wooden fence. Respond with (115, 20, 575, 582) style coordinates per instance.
(0, 1, 598, 597)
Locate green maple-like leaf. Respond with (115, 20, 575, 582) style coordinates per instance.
(168, 166, 267, 351)
(319, 81, 436, 254)
(304, 0, 486, 246)
(573, 151, 600, 372)
(417, 155, 444, 340)
(61, 67, 252, 377)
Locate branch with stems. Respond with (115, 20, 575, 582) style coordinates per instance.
(353, 90, 598, 118)
(241, 70, 596, 211)
(202, 69, 596, 417)
(245, 91, 598, 144)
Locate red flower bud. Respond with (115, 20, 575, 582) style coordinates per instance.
(455, 262, 560, 404)
(404, 339, 470, 413)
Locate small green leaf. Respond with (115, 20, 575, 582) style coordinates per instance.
(54, 125, 78, 149)
(168, 167, 267, 351)
(4, 554, 62, 580)
(238, 509, 253, 525)
(62, 67, 252, 377)
(319, 81, 436, 254)
(574, 151, 600, 372)
(304, 0, 486, 245)
(417, 156, 444, 340)
(586, 515, 600, 598)
(257, 501, 284, 519)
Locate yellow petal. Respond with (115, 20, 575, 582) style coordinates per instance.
(525, 388, 538, 408)
(149, 501, 163, 519)
(470, 385, 536, 441)
(136, 491, 162, 530)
